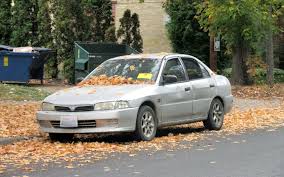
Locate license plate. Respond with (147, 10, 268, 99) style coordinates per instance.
(60, 116, 78, 128)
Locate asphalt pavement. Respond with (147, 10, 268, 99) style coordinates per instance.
(11, 127, 284, 177)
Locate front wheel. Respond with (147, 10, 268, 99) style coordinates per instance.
(135, 106, 157, 141)
(203, 98, 224, 130)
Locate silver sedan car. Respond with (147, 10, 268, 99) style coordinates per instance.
(37, 53, 233, 141)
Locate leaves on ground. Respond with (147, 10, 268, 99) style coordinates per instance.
(0, 102, 284, 173)
(0, 103, 40, 137)
(232, 84, 284, 99)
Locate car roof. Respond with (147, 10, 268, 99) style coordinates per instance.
(109, 53, 214, 75)
(112, 53, 198, 60)
(112, 53, 172, 60)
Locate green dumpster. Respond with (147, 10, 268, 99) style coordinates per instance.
(74, 42, 139, 83)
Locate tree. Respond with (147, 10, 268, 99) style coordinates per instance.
(0, 0, 12, 45)
(105, 26, 117, 42)
(117, 10, 132, 46)
(197, 0, 283, 85)
(262, 1, 283, 86)
(50, 0, 88, 82)
(131, 13, 143, 53)
(266, 4, 274, 86)
(37, 0, 58, 78)
(164, 0, 209, 64)
(117, 9, 143, 53)
(83, 0, 115, 42)
(10, 0, 38, 46)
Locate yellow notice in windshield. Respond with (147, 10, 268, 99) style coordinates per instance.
(137, 73, 153, 80)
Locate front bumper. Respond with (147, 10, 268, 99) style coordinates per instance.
(36, 107, 139, 134)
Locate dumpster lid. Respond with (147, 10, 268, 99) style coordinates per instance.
(0, 45, 13, 51)
(13, 47, 52, 53)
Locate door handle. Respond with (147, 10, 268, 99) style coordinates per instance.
(185, 87, 191, 92)
(210, 84, 215, 88)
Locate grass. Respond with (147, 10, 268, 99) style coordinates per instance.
(0, 84, 51, 101)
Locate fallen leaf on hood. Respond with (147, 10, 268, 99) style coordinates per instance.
(88, 89, 97, 94)
(77, 75, 154, 87)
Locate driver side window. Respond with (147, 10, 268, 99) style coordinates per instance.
(163, 58, 186, 82)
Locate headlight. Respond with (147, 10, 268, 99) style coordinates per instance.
(42, 102, 55, 111)
(94, 101, 129, 111)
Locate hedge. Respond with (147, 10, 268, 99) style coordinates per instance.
(222, 68, 284, 84)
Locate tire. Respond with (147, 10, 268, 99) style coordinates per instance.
(49, 133, 74, 142)
(203, 98, 224, 130)
(135, 105, 157, 141)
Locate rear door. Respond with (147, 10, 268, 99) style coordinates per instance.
(159, 57, 193, 123)
(181, 57, 215, 119)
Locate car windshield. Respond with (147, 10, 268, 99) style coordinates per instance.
(86, 58, 162, 81)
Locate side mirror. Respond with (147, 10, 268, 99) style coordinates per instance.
(163, 75, 178, 85)
(76, 77, 84, 83)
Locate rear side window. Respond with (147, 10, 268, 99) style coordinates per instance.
(181, 58, 203, 80)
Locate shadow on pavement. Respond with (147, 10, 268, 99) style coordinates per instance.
(61, 126, 207, 144)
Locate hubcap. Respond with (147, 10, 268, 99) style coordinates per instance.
(141, 111, 155, 138)
(212, 103, 223, 125)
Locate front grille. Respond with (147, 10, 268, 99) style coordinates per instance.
(50, 120, 96, 128)
(55, 106, 71, 112)
(75, 106, 94, 112)
(54, 105, 94, 112)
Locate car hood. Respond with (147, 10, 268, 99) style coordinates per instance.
(44, 84, 154, 105)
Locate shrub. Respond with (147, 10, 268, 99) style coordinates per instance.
(222, 68, 284, 84)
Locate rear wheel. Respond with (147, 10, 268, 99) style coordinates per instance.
(203, 98, 224, 130)
(135, 106, 157, 141)
(49, 133, 74, 142)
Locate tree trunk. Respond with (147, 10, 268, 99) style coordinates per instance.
(266, 5, 274, 86)
(232, 39, 250, 85)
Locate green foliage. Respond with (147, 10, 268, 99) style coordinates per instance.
(196, 0, 283, 85)
(0, 84, 50, 101)
(83, 0, 115, 42)
(37, 0, 52, 48)
(105, 26, 117, 42)
(117, 9, 143, 53)
(223, 68, 284, 84)
(10, 0, 38, 46)
(196, 0, 267, 49)
(164, 0, 209, 63)
(2, 0, 117, 82)
(37, 0, 57, 79)
(117, 10, 132, 45)
(0, 0, 12, 45)
(48, 0, 116, 82)
(130, 13, 143, 53)
(50, 0, 88, 82)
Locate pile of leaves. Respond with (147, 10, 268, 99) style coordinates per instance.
(77, 75, 153, 87)
(0, 103, 284, 173)
(0, 103, 40, 138)
(232, 84, 284, 99)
